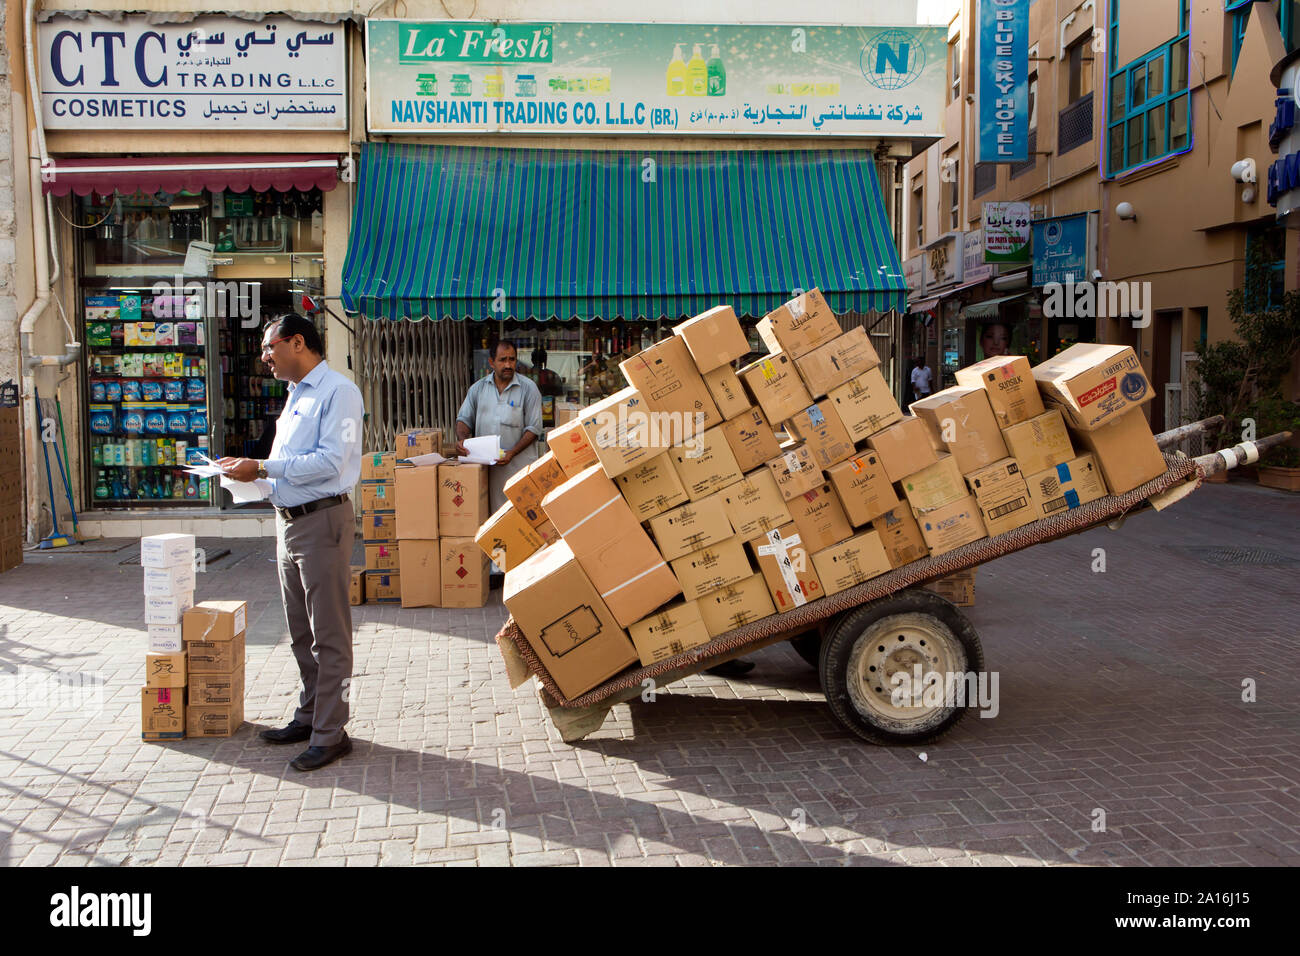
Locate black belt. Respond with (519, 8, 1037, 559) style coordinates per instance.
(277, 493, 348, 521)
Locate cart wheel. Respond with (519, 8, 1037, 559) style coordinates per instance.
(820, 590, 985, 746)
(791, 630, 822, 668)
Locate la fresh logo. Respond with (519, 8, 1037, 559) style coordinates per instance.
(50, 886, 152, 936)
(397, 22, 553, 64)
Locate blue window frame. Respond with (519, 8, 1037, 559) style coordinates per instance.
(1246, 225, 1285, 312)
(1232, 2, 1297, 73)
(1106, 0, 1192, 178)
(1231, 10, 1250, 75)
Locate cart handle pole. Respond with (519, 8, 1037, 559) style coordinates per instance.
(1155, 415, 1225, 449)
(1194, 431, 1293, 477)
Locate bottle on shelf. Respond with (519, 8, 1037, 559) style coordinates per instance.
(94, 470, 109, 500)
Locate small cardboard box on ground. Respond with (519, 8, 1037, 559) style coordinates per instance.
(395, 464, 440, 538)
(867, 417, 939, 482)
(900, 455, 968, 515)
(579, 387, 672, 478)
(394, 427, 443, 459)
(627, 601, 712, 665)
(504, 540, 638, 699)
(441, 539, 488, 608)
(794, 327, 881, 398)
(826, 451, 899, 528)
(503, 453, 568, 527)
(184, 600, 247, 675)
(738, 353, 814, 426)
(718, 469, 793, 539)
(828, 367, 904, 442)
(910, 386, 1010, 475)
(787, 483, 855, 553)
(722, 407, 782, 472)
(189, 670, 244, 706)
(1031, 343, 1154, 431)
(749, 523, 824, 612)
(811, 530, 892, 596)
(697, 574, 776, 637)
(915, 495, 987, 556)
(365, 570, 401, 603)
(1070, 409, 1166, 494)
(965, 458, 1037, 535)
(614, 453, 690, 520)
(361, 512, 397, 543)
(140, 532, 194, 568)
(871, 505, 930, 568)
(1024, 454, 1109, 518)
(349, 566, 366, 605)
(954, 355, 1045, 428)
(187, 700, 245, 738)
(1000, 409, 1076, 477)
(673, 305, 750, 372)
(786, 400, 856, 470)
(541, 464, 681, 626)
(925, 567, 976, 606)
(547, 415, 599, 478)
(756, 289, 841, 358)
(475, 502, 544, 572)
(360, 451, 397, 482)
(365, 542, 398, 571)
(619, 334, 722, 429)
(398, 539, 442, 608)
(438, 463, 490, 537)
(148, 621, 184, 653)
(670, 426, 744, 500)
(702, 365, 752, 420)
(766, 442, 822, 501)
(670, 537, 753, 600)
(647, 493, 735, 561)
(141, 687, 184, 740)
(145, 651, 186, 688)
(359, 480, 396, 513)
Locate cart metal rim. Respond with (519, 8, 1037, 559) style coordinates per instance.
(845, 613, 968, 727)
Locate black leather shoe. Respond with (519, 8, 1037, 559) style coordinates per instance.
(707, 659, 755, 678)
(260, 720, 313, 744)
(290, 735, 352, 772)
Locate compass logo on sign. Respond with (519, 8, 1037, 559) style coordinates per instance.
(861, 29, 926, 90)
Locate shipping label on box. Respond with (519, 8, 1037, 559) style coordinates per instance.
(547, 416, 599, 477)
(719, 469, 793, 540)
(910, 385, 1010, 475)
(628, 600, 712, 665)
(189, 671, 244, 706)
(871, 505, 930, 568)
(145, 651, 186, 688)
(1025, 454, 1109, 518)
(965, 457, 1025, 501)
(866, 417, 940, 483)
(786, 400, 856, 470)
(829, 367, 904, 442)
(140, 532, 195, 569)
(1031, 343, 1153, 431)
(141, 687, 185, 740)
(147, 622, 184, 653)
(766, 442, 822, 501)
(1071, 410, 1164, 494)
(756, 288, 841, 358)
(672, 305, 751, 373)
(395, 464, 440, 539)
(670, 426, 744, 501)
(441, 538, 488, 608)
(615, 452, 690, 521)
(794, 327, 881, 398)
(954, 355, 1045, 428)
(648, 493, 735, 562)
(721, 407, 782, 473)
(811, 530, 893, 596)
(901, 454, 967, 515)
(619, 334, 722, 429)
(399, 539, 443, 608)
(702, 364, 752, 420)
(1000, 409, 1075, 477)
(579, 387, 673, 478)
(738, 352, 814, 426)
(670, 536, 753, 601)
(142, 562, 196, 597)
(349, 566, 366, 606)
(362, 512, 397, 542)
(365, 542, 399, 571)
(185, 633, 246, 675)
(977, 481, 1037, 536)
(145, 591, 194, 626)
(359, 480, 397, 513)
(394, 427, 443, 459)
(916, 494, 987, 557)
(697, 573, 777, 637)
(187, 702, 244, 737)
(361, 451, 397, 482)
(750, 522, 824, 612)
(787, 483, 855, 554)
(366, 570, 401, 603)
(826, 452, 899, 527)
(475, 501, 544, 572)
(438, 464, 490, 538)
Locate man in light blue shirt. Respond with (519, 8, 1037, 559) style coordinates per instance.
(219, 314, 363, 771)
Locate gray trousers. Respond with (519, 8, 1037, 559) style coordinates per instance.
(276, 499, 355, 747)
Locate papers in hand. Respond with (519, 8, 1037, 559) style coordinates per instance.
(220, 476, 273, 503)
(183, 452, 225, 478)
(460, 435, 502, 465)
(401, 452, 447, 467)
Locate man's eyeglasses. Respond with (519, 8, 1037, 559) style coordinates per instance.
(260, 336, 291, 357)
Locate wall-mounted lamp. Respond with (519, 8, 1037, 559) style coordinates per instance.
(1115, 202, 1137, 221)
(1230, 158, 1257, 183)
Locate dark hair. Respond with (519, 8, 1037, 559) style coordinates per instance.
(269, 313, 324, 356)
(490, 339, 517, 359)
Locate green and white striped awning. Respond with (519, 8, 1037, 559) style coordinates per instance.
(341, 142, 907, 321)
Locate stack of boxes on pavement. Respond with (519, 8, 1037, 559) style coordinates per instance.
(473, 291, 1166, 701)
(140, 533, 248, 740)
(357, 428, 492, 609)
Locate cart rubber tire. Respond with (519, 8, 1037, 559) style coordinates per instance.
(791, 631, 822, 668)
(819, 589, 985, 746)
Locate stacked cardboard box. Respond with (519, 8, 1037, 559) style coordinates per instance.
(141, 532, 195, 741)
(360, 448, 399, 604)
(183, 600, 247, 737)
(0, 405, 22, 574)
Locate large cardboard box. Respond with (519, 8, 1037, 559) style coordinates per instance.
(787, 483, 855, 553)
(966, 458, 1037, 535)
(1024, 453, 1109, 518)
(349, 566, 366, 606)
(475, 502, 544, 572)
(721, 407, 782, 472)
(673, 305, 750, 372)
(697, 574, 776, 637)
(359, 479, 396, 513)
(826, 451, 899, 527)
(766, 442, 822, 501)
(811, 531, 893, 596)
(394, 427, 443, 459)
(1000, 409, 1075, 477)
(547, 416, 599, 477)
(867, 417, 939, 482)
(579, 387, 672, 478)
(647, 493, 734, 562)
(756, 288, 841, 358)
(186, 702, 244, 738)
(141, 687, 185, 741)
(504, 540, 639, 699)
(361, 512, 397, 543)
(145, 651, 186, 688)
(670, 537, 753, 600)
(395, 464, 440, 538)
(441, 538, 488, 608)
(1032, 343, 1154, 431)
(614, 453, 690, 520)
(185, 632, 246, 676)
(871, 506, 930, 568)
(365, 570, 401, 603)
(360, 451, 397, 482)
(438, 464, 490, 538)
(828, 367, 904, 441)
(718, 469, 793, 539)
(925, 568, 976, 606)
(627, 601, 712, 665)
(794, 327, 881, 398)
(915, 495, 987, 556)
(142, 563, 196, 597)
(670, 426, 744, 501)
(702, 365, 752, 420)
(900, 454, 967, 514)
(541, 465, 681, 626)
(749, 523, 824, 612)
(140, 532, 194, 569)
(1071, 409, 1166, 494)
(910, 386, 1010, 475)
(399, 539, 442, 608)
(619, 334, 722, 430)
(954, 355, 1045, 428)
(365, 542, 399, 571)
(502, 453, 568, 527)
(182, 600, 246, 644)
(738, 352, 814, 426)
(536, 518, 561, 547)
(786, 400, 856, 470)
(189, 670, 244, 706)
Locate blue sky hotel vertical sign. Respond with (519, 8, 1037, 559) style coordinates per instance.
(977, 0, 1029, 163)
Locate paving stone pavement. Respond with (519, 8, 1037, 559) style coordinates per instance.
(1, 482, 1297, 867)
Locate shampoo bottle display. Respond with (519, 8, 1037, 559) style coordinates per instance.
(687, 44, 708, 96)
(666, 44, 687, 96)
(707, 44, 726, 95)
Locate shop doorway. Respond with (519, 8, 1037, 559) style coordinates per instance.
(1150, 309, 1183, 434)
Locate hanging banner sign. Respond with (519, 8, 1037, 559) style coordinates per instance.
(982, 201, 1031, 263)
(366, 19, 947, 136)
(976, 0, 1029, 162)
(38, 15, 346, 130)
